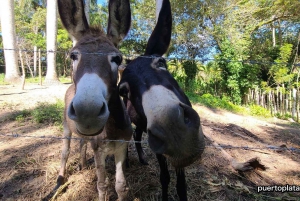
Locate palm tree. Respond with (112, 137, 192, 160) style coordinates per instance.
(0, 0, 21, 84)
(45, 0, 59, 84)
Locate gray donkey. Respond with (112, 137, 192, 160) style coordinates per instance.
(54, 0, 132, 200)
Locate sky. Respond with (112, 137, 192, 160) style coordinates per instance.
(97, 0, 106, 5)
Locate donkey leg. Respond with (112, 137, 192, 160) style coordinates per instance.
(79, 139, 87, 170)
(156, 154, 170, 201)
(115, 142, 130, 201)
(134, 127, 148, 165)
(93, 147, 108, 201)
(176, 168, 187, 201)
(55, 124, 72, 190)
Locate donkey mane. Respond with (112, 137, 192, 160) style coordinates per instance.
(75, 26, 115, 46)
(85, 26, 105, 36)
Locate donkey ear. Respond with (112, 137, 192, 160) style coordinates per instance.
(57, 0, 89, 41)
(107, 0, 131, 47)
(145, 0, 172, 56)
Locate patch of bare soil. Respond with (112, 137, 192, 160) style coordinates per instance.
(0, 83, 299, 201)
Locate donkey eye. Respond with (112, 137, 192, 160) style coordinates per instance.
(157, 62, 165, 68)
(157, 59, 166, 69)
(70, 52, 78, 61)
(111, 55, 122, 66)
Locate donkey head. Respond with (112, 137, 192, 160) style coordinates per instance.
(118, 0, 204, 168)
(58, 0, 131, 136)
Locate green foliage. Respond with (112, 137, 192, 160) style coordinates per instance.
(274, 112, 292, 120)
(1, 100, 64, 127)
(31, 101, 64, 125)
(15, 110, 31, 123)
(168, 59, 186, 88)
(90, 4, 108, 29)
(2, 0, 299, 109)
(0, 74, 9, 85)
(249, 105, 271, 118)
(182, 60, 198, 88)
(56, 29, 73, 76)
(270, 43, 295, 85)
(187, 93, 275, 119)
(187, 93, 245, 113)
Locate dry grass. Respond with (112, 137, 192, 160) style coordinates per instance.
(0, 84, 299, 201)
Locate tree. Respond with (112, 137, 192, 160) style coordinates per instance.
(45, 0, 59, 84)
(30, 7, 47, 76)
(0, 0, 21, 84)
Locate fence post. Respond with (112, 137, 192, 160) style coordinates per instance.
(255, 87, 259, 105)
(292, 88, 296, 120)
(38, 49, 42, 86)
(276, 86, 278, 115)
(289, 90, 292, 114)
(19, 50, 25, 90)
(268, 91, 273, 115)
(297, 89, 299, 122)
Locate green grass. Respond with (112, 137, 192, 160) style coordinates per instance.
(187, 92, 274, 118)
(9, 101, 64, 128)
(248, 104, 272, 118)
(25, 76, 72, 84)
(0, 73, 9, 85)
(187, 93, 246, 114)
(31, 101, 64, 125)
(0, 73, 72, 85)
(15, 109, 31, 123)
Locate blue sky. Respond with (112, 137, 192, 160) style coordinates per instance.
(97, 0, 106, 5)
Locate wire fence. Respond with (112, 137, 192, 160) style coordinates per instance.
(1, 133, 299, 153)
(1, 48, 300, 66)
(1, 48, 300, 154)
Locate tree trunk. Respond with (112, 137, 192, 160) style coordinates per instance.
(34, 46, 37, 77)
(272, 16, 276, 47)
(45, 0, 60, 84)
(0, 0, 21, 84)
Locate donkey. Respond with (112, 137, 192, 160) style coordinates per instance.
(55, 0, 132, 200)
(118, 0, 205, 200)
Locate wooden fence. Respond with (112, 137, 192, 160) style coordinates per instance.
(245, 86, 299, 122)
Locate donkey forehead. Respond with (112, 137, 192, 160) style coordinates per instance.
(125, 57, 169, 84)
(74, 35, 119, 54)
(122, 57, 191, 104)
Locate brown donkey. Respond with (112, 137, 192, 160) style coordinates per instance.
(55, 0, 132, 200)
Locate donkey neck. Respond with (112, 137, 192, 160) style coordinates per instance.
(107, 87, 131, 129)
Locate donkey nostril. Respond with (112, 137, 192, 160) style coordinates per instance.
(147, 128, 166, 154)
(179, 103, 191, 124)
(68, 102, 77, 118)
(97, 103, 107, 117)
(179, 103, 200, 128)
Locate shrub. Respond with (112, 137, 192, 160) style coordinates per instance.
(31, 101, 64, 125)
(249, 105, 271, 118)
(15, 109, 31, 123)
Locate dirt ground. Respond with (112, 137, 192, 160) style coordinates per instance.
(0, 83, 299, 201)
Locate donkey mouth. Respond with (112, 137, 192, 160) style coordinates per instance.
(148, 129, 166, 154)
(76, 127, 104, 136)
(167, 151, 203, 168)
